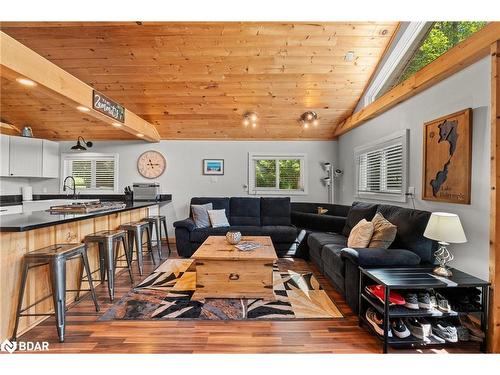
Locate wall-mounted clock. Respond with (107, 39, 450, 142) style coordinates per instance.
(137, 150, 166, 179)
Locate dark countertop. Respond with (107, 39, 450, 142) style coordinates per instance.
(0, 200, 171, 232)
(0, 194, 171, 207)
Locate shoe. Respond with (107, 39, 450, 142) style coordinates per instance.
(365, 307, 392, 337)
(418, 291, 432, 310)
(432, 320, 458, 342)
(405, 317, 432, 340)
(456, 326, 470, 341)
(436, 292, 451, 312)
(365, 285, 405, 305)
(459, 314, 485, 339)
(391, 318, 411, 338)
(404, 292, 419, 310)
(430, 333, 446, 343)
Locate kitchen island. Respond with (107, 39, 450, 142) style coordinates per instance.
(0, 200, 170, 340)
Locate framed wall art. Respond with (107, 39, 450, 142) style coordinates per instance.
(422, 108, 472, 204)
(203, 159, 224, 175)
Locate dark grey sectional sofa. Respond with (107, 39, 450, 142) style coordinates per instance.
(293, 201, 436, 313)
(173, 197, 298, 257)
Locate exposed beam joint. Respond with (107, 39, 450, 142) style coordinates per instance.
(0, 31, 160, 142)
(335, 22, 500, 137)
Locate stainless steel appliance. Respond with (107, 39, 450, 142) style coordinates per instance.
(133, 182, 161, 201)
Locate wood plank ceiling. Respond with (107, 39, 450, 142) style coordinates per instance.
(0, 22, 398, 140)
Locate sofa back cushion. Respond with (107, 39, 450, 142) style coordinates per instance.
(261, 197, 291, 226)
(376, 204, 435, 263)
(342, 201, 378, 236)
(230, 197, 261, 226)
(190, 197, 230, 222)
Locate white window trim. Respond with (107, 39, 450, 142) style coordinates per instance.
(362, 22, 430, 107)
(248, 152, 308, 196)
(61, 152, 119, 194)
(354, 130, 409, 203)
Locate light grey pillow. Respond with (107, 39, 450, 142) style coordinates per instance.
(191, 203, 213, 228)
(208, 209, 230, 228)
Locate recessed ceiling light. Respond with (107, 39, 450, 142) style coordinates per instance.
(77, 106, 90, 112)
(112, 122, 122, 127)
(16, 78, 36, 87)
(344, 51, 355, 62)
(136, 133, 144, 137)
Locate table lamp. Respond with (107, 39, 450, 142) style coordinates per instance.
(423, 212, 467, 277)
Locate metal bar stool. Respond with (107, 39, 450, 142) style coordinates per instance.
(12, 243, 99, 343)
(143, 215, 172, 259)
(119, 221, 155, 276)
(77, 229, 134, 302)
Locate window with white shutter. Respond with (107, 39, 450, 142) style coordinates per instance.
(248, 153, 307, 195)
(62, 153, 119, 193)
(355, 130, 408, 202)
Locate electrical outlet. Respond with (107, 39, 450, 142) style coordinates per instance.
(408, 186, 415, 195)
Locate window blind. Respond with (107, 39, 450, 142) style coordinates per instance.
(358, 143, 403, 194)
(63, 154, 118, 192)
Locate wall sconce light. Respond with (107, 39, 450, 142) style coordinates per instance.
(243, 111, 258, 127)
(71, 136, 93, 151)
(300, 111, 318, 128)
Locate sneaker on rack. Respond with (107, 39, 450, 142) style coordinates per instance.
(365, 307, 392, 337)
(418, 291, 432, 310)
(405, 317, 432, 340)
(459, 314, 485, 339)
(404, 292, 419, 310)
(365, 285, 406, 305)
(436, 292, 452, 313)
(391, 318, 411, 338)
(432, 319, 458, 343)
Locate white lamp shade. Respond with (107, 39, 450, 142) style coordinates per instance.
(423, 212, 467, 243)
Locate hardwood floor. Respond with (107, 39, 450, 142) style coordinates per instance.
(15, 244, 480, 354)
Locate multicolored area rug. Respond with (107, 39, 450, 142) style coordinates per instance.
(99, 259, 343, 321)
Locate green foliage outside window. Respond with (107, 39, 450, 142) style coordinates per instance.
(255, 159, 276, 188)
(255, 159, 301, 190)
(398, 21, 487, 83)
(279, 159, 301, 189)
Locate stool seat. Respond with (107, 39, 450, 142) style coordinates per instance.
(85, 229, 126, 241)
(143, 215, 165, 221)
(26, 243, 85, 259)
(119, 221, 149, 230)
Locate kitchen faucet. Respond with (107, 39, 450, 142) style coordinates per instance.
(63, 176, 77, 198)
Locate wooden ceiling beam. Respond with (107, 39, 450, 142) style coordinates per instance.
(0, 31, 160, 142)
(334, 22, 500, 137)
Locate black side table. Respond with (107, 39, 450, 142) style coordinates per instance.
(358, 266, 490, 353)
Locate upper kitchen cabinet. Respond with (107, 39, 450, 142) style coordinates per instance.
(4, 135, 60, 178)
(0, 134, 10, 176)
(9, 136, 43, 177)
(42, 139, 60, 178)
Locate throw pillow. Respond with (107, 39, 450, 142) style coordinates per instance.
(208, 209, 230, 228)
(347, 219, 374, 248)
(191, 203, 213, 228)
(369, 212, 397, 249)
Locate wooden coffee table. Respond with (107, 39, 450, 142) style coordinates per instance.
(191, 236, 278, 300)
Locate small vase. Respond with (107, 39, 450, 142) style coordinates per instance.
(226, 231, 242, 245)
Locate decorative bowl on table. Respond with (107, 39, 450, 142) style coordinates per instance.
(226, 231, 242, 245)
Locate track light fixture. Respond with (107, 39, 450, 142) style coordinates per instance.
(243, 111, 258, 127)
(300, 111, 318, 128)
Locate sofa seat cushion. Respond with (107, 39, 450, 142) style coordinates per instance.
(230, 197, 261, 226)
(261, 197, 291, 226)
(342, 201, 378, 237)
(321, 244, 346, 277)
(261, 226, 298, 243)
(307, 232, 347, 253)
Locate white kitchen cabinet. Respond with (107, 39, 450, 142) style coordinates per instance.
(42, 140, 60, 178)
(0, 134, 10, 176)
(9, 136, 43, 177)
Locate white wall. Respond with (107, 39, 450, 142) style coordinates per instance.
(337, 57, 491, 280)
(0, 177, 59, 195)
(54, 140, 337, 234)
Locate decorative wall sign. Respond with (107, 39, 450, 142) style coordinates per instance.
(203, 159, 224, 175)
(92, 90, 125, 123)
(422, 108, 472, 204)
